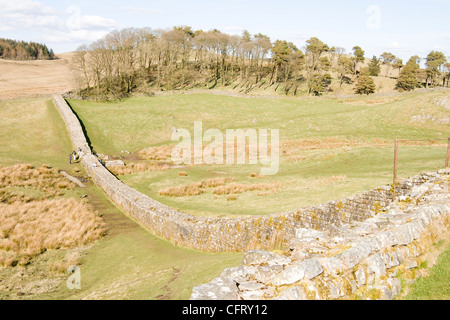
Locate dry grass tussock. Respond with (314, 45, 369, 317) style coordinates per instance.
(159, 177, 236, 197)
(109, 161, 171, 175)
(140, 143, 278, 164)
(139, 145, 173, 161)
(213, 182, 281, 195)
(281, 138, 368, 152)
(159, 177, 280, 198)
(0, 164, 75, 202)
(0, 199, 105, 267)
(0, 164, 106, 267)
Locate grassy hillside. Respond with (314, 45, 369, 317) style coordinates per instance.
(0, 97, 242, 300)
(0, 91, 448, 299)
(0, 52, 75, 100)
(68, 90, 450, 217)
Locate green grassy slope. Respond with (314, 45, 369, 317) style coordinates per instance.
(68, 91, 450, 217)
(0, 98, 242, 300)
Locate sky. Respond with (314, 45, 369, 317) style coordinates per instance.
(1, 0, 449, 63)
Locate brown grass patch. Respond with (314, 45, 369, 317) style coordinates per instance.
(213, 182, 280, 195)
(0, 164, 106, 267)
(140, 141, 278, 165)
(281, 138, 364, 152)
(0, 164, 75, 191)
(139, 145, 174, 161)
(158, 177, 235, 197)
(159, 184, 205, 197)
(159, 177, 281, 198)
(0, 198, 105, 267)
(0, 164, 76, 203)
(109, 162, 171, 175)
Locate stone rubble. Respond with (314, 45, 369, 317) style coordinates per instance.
(191, 170, 450, 300)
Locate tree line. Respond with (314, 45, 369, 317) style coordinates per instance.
(72, 27, 450, 99)
(0, 38, 55, 60)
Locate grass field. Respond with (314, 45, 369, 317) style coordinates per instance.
(68, 90, 450, 217)
(0, 53, 75, 100)
(405, 240, 450, 300)
(0, 97, 242, 300)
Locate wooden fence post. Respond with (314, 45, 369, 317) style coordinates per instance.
(393, 139, 398, 199)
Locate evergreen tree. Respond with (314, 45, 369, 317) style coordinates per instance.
(425, 51, 447, 87)
(368, 56, 381, 76)
(352, 46, 365, 75)
(354, 69, 376, 95)
(0, 38, 55, 60)
(396, 55, 420, 91)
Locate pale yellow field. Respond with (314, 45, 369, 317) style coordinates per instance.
(0, 53, 76, 100)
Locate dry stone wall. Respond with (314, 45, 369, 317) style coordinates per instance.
(191, 171, 450, 300)
(53, 94, 447, 254)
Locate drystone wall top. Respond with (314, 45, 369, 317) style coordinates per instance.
(191, 170, 450, 300)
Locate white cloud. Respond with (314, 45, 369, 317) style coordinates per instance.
(43, 29, 111, 43)
(0, 0, 120, 48)
(120, 6, 160, 15)
(66, 5, 118, 31)
(79, 15, 118, 29)
(0, 0, 64, 29)
(0, 0, 55, 15)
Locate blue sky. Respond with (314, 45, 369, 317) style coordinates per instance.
(1, 0, 449, 62)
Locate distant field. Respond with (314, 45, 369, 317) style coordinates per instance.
(68, 90, 450, 217)
(0, 53, 75, 100)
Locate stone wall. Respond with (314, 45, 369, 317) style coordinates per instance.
(191, 171, 450, 300)
(53, 94, 447, 254)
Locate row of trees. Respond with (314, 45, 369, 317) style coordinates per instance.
(0, 38, 55, 60)
(396, 52, 450, 91)
(72, 27, 449, 98)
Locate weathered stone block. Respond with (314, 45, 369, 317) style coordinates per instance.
(242, 250, 291, 266)
(190, 277, 239, 300)
(220, 266, 258, 282)
(317, 256, 346, 276)
(365, 253, 386, 284)
(238, 281, 265, 292)
(240, 290, 265, 300)
(337, 241, 371, 269)
(274, 286, 307, 300)
(270, 258, 323, 286)
(354, 266, 366, 287)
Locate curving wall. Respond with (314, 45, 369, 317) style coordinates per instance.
(52, 94, 444, 252)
